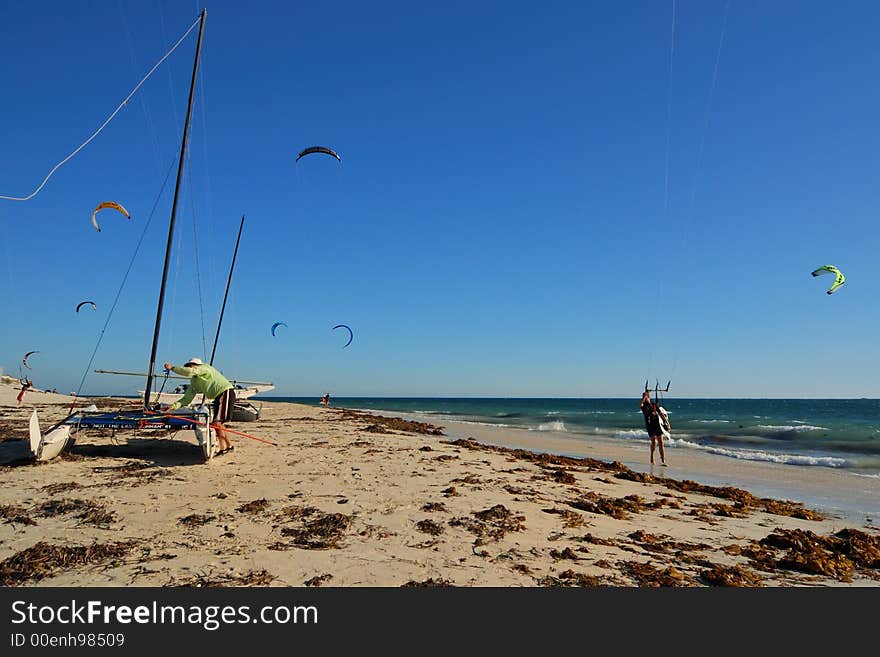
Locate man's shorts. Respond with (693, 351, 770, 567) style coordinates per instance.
(213, 388, 236, 423)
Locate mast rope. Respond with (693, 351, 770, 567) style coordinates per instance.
(186, 148, 209, 360)
(0, 14, 200, 202)
(70, 156, 177, 409)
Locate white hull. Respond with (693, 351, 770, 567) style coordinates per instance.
(139, 384, 273, 405)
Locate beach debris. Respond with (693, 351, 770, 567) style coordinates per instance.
(549, 547, 581, 561)
(41, 481, 82, 495)
(566, 492, 652, 520)
(236, 498, 269, 514)
(0, 541, 137, 586)
(278, 508, 353, 549)
(811, 264, 846, 294)
(296, 146, 341, 163)
(178, 514, 216, 527)
(449, 504, 526, 541)
(619, 561, 697, 587)
(166, 569, 275, 587)
(0, 504, 36, 526)
(401, 577, 455, 587)
(441, 486, 460, 497)
(421, 502, 447, 513)
(332, 324, 354, 349)
(538, 570, 610, 587)
(334, 409, 444, 435)
(304, 573, 333, 587)
(700, 564, 765, 587)
(416, 519, 445, 535)
(745, 528, 880, 582)
(270, 321, 287, 337)
(76, 300, 97, 313)
(575, 533, 616, 546)
(36, 498, 116, 527)
(542, 507, 586, 528)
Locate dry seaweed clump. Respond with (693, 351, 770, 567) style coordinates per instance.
(655, 478, 825, 521)
(542, 507, 586, 528)
(335, 409, 445, 435)
(747, 528, 880, 582)
(36, 498, 116, 527)
(538, 569, 610, 587)
(619, 561, 697, 587)
(567, 492, 653, 520)
(178, 514, 215, 527)
(168, 570, 275, 587)
(236, 499, 269, 514)
(415, 519, 445, 536)
(304, 573, 333, 587)
(0, 504, 37, 526)
(279, 508, 353, 549)
(401, 577, 455, 587)
(449, 504, 526, 541)
(701, 564, 765, 587)
(0, 541, 138, 586)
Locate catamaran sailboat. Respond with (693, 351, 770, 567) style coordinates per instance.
(27, 9, 244, 462)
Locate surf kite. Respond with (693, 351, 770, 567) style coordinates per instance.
(271, 321, 288, 337)
(811, 265, 845, 295)
(332, 324, 353, 349)
(91, 201, 130, 232)
(76, 300, 97, 313)
(22, 351, 39, 369)
(296, 146, 341, 163)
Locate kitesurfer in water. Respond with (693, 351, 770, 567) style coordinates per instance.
(640, 390, 667, 466)
(162, 358, 236, 456)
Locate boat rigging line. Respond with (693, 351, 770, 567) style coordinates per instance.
(0, 14, 201, 202)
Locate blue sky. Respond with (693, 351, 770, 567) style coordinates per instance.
(1, 0, 878, 398)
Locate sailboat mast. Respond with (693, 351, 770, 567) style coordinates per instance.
(144, 8, 207, 408)
(209, 214, 245, 365)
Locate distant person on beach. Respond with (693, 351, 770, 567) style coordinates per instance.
(640, 390, 667, 466)
(320, 392, 331, 406)
(162, 358, 236, 456)
(16, 379, 32, 405)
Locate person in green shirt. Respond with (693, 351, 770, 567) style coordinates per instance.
(162, 357, 236, 455)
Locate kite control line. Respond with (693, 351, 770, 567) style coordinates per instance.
(145, 410, 278, 446)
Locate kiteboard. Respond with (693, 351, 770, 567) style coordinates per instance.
(658, 406, 671, 440)
(29, 410, 74, 462)
(194, 405, 216, 461)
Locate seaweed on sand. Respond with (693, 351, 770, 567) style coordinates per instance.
(0, 541, 138, 586)
(401, 577, 455, 587)
(0, 504, 36, 526)
(178, 514, 216, 527)
(542, 507, 586, 528)
(538, 569, 611, 587)
(36, 498, 116, 527)
(236, 498, 270, 514)
(566, 493, 652, 520)
(415, 519, 444, 536)
(304, 573, 333, 587)
(167, 570, 275, 587)
(421, 502, 447, 513)
(700, 564, 765, 587)
(738, 528, 880, 582)
(279, 510, 353, 549)
(449, 504, 525, 541)
(618, 561, 697, 587)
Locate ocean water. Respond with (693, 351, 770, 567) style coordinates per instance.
(265, 397, 880, 478)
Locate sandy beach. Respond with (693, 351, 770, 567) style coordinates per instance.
(1, 382, 878, 588)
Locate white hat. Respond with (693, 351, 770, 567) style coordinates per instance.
(184, 357, 204, 366)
